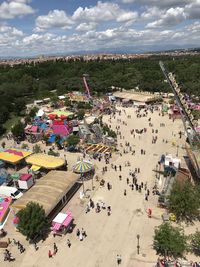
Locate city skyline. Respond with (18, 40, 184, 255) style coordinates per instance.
(0, 0, 200, 57)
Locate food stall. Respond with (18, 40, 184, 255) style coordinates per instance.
(18, 174, 34, 190)
(51, 211, 73, 237)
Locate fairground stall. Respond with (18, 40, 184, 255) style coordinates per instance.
(51, 211, 73, 237)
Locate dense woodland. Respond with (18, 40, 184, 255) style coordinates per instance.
(0, 54, 200, 134)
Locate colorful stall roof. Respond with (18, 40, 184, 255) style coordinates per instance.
(49, 109, 74, 118)
(52, 125, 71, 136)
(26, 154, 65, 169)
(0, 195, 12, 226)
(0, 149, 33, 164)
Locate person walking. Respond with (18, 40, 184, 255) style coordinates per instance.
(76, 228, 80, 238)
(117, 255, 122, 265)
(48, 250, 52, 258)
(53, 243, 58, 254)
(67, 239, 71, 248)
(124, 189, 127, 196)
(82, 228, 87, 238)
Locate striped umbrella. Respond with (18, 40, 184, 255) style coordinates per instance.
(73, 160, 93, 174)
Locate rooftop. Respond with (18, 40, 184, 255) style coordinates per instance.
(12, 171, 78, 216)
(113, 91, 161, 103)
(0, 149, 33, 164)
(26, 153, 65, 169)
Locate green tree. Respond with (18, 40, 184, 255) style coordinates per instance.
(50, 94, 59, 108)
(14, 99, 26, 116)
(168, 180, 200, 221)
(189, 230, 200, 256)
(33, 144, 42, 153)
(67, 134, 80, 147)
(64, 97, 71, 108)
(24, 115, 32, 124)
(29, 107, 39, 118)
(11, 121, 24, 138)
(17, 202, 49, 241)
(153, 222, 187, 259)
(0, 125, 6, 136)
(76, 110, 85, 120)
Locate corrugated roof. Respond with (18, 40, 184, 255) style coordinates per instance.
(12, 171, 78, 216)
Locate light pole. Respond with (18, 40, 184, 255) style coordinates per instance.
(137, 234, 140, 255)
(155, 164, 158, 178)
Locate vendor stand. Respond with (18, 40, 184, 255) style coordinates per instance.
(51, 211, 73, 237)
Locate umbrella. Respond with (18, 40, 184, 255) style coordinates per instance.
(73, 160, 93, 174)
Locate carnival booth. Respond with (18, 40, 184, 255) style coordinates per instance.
(18, 174, 34, 190)
(0, 195, 12, 230)
(51, 211, 73, 236)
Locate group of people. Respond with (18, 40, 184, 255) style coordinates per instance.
(76, 228, 87, 241)
(48, 242, 58, 258)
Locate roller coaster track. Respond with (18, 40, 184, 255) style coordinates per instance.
(159, 61, 200, 177)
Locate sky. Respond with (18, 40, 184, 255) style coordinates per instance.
(0, 0, 200, 57)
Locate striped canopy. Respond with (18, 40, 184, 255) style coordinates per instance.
(73, 160, 93, 174)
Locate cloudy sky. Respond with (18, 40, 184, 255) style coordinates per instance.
(0, 0, 200, 57)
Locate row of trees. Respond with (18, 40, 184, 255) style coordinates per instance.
(1, 55, 200, 133)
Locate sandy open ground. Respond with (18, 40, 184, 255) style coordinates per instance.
(1, 104, 196, 267)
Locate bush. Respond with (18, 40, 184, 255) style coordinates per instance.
(33, 144, 42, 153)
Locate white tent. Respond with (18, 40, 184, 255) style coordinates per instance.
(36, 109, 45, 117)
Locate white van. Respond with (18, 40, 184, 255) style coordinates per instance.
(0, 186, 23, 200)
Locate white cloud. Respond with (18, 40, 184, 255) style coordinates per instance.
(34, 10, 74, 32)
(141, 7, 165, 20)
(146, 7, 186, 28)
(72, 1, 138, 23)
(121, 0, 194, 7)
(1, 23, 200, 57)
(76, 22, 97, 32)
(0, 0, 34, 19)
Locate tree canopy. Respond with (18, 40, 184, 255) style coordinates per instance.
(67, 134, 80, 147)
(11, 121, 24, 138)
(168, 180, 200, 221)
(189, 230, 200, 256)
(0, 55, 200, 133)
(153, 222, 187, 259)
(17, 202, 49, 241)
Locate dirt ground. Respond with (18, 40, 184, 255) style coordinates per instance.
(0, 104, 198, 267)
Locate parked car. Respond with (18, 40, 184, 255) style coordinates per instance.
(0, 186, 23, 200)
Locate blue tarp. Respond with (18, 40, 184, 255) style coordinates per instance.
(48, 134, 56, 143)
(40, 123, 48, 130)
